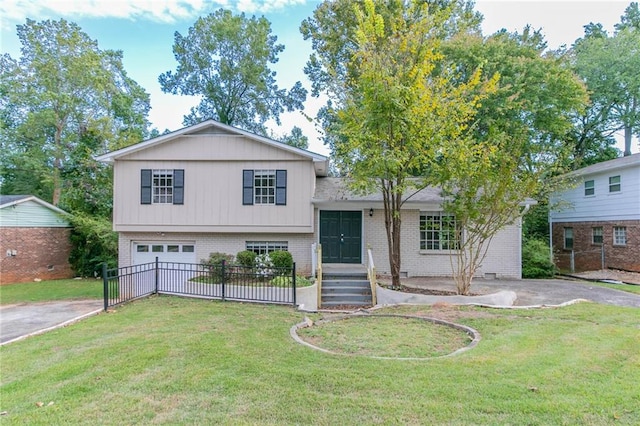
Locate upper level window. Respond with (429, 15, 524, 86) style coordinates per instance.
(141, 169, 184, 205)
(420, 212, 460, 250)
(243, 170, 287, 206)
(254, 170, 276, 204)
(564, 227, 574, 250)
(609, 175, 621, 193)
(613, 227, 627, 246)
(153, 170, 174, 204)
(584, 180, 595, 196)
(592, 227, 603, 244)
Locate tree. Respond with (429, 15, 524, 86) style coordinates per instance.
(279, 126, 309, 149)
(301, 0, 482, 151)
(571, 3, 640, 158)
(159, 9, 306, 135)
(306, 0, 493, 289)
(0, 19, 150, 207)
(436, 29, 587, 294)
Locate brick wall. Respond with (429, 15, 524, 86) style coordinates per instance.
(552, 220, 640, 272)
(0, 227, 74, 284)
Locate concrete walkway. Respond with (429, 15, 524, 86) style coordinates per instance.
(394, 277, 640, 308)
(0, 300, 103, 345)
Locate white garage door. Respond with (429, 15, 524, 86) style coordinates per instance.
(133, 242, 196, 265)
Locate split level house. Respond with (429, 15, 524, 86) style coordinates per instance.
(97, 119, 524, 279)
(550, 153, 640, 273)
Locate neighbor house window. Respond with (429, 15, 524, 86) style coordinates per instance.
(141, 169, 184, 205)
(609, 175, 621, 192)
(613, 227, 627, 246)
(592, 227, 603, 244)
(243, 170, 287, 205)
(584, 180, 595, 196)
(564, 228, 574, 250)
(420, 212, 460, 250)
(246, 241, 289, 255)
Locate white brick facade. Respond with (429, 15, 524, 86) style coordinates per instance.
(119, 209, 522, 279)
(362, 209, 522, 279)
(119, 232, 315, 275)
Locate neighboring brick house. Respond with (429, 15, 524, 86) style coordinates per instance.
(0, 195, 74, 284)
(550, 154, 640, 273)
(97, 119, 525, 279)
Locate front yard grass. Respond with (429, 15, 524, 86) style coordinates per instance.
(0, 278, 102, 305)
(584, 280, 640, 295)
(1, 296, 638, 424)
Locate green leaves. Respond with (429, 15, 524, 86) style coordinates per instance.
(572, 14, 640, 158)
(1, 18, 150, 208)
(159, 9, 306, 135)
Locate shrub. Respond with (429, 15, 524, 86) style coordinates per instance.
(236, 250, 257, 268)
(269, 250, 293, 270)
(201, 252, 235, 282)
(68, 213, 118, 277)
(270, 275, 313, 287)
(522, 239, 556, 278)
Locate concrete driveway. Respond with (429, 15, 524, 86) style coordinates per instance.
(0, 300, 103, 345)
(398, 277, 640, 308)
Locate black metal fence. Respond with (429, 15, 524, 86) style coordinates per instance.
(103, 259, 296, 310)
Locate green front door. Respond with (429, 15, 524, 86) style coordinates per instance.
(319, 211, 362, 263)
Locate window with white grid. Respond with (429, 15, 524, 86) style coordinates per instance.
(420, 212, 460, 250)
(153, 170, 173, 204)
(254, 170, 276, 204)
(592, 227, 603, 244)
(245, 241, 289, 255)
(613, 227, 626, 246)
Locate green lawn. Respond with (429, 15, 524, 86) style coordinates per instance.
(1, 296, 638, 425)
(0, 278, 102, 304)
(583, 280, 640, 295)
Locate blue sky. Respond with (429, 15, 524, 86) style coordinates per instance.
(1, 0, 636, 155)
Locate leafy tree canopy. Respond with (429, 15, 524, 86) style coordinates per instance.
(570, 2, 640, 160)
(159, 9, 306, 135)
(0, 18, 150, 211)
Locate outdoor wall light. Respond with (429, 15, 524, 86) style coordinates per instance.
(369, 208, 374, 217)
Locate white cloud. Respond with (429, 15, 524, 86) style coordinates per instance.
(0, 0, 310, 25)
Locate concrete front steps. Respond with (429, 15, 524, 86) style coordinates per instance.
(320, 265, 372, 308)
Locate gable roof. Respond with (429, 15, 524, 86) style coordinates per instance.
(0, 195, 69, 215)
(96, 119, 330, 176)
(569, 153, 640, 177)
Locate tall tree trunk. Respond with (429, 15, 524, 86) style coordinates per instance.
(624, 124, 632, 156)
(382, 179, 403, 289)
(52, 122, 64, 206)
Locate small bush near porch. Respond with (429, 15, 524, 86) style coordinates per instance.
(1, 298, 638, 424)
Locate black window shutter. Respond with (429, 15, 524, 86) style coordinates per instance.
(141, 169, 152, 204)
(173, 169, 184, 205)
(275, 170, 287, 205)
(243, 170, 254, 205)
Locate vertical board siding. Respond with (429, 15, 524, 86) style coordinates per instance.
(114, 160, 314, 231)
